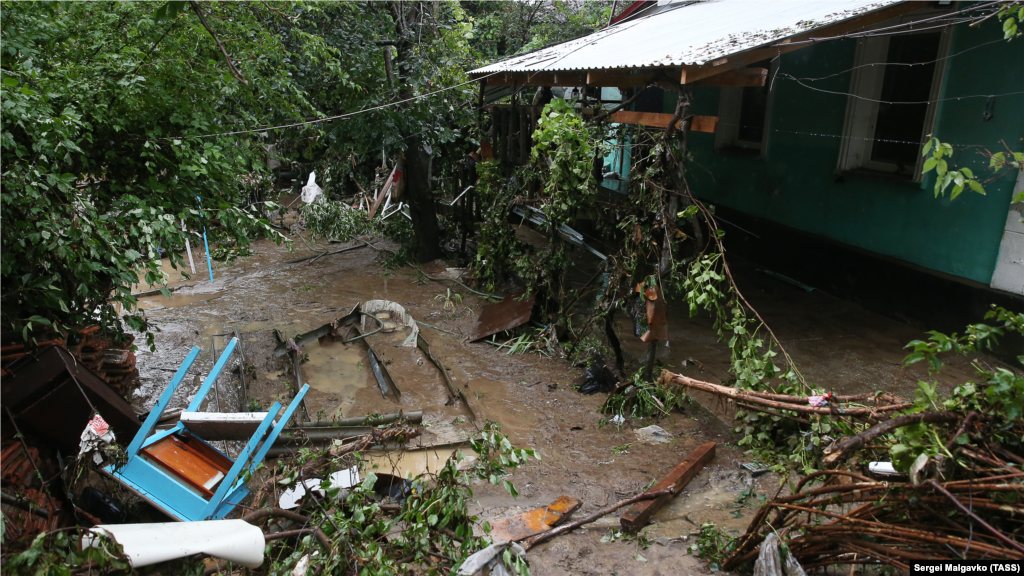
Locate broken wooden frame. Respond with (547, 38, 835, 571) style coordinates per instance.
(105, 340, 310, 521)
(416, 334, 476, 423)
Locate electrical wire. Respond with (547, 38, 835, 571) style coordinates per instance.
(184, 71, 500, 139)
(778, 73, 1024, 105)
(789, 37, 1006, 83)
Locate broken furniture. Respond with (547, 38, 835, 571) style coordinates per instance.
(620, 441, 716, 532)
(488, 496, 582, 541)
(1, 344, 141, 454)
(105, 339, 309, 521)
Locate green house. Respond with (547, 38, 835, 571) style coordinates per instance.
(470, 0, 1024, 300)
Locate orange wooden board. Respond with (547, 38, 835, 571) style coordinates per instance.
(489, 495, 582, 541)
(141, 435, 229, 498)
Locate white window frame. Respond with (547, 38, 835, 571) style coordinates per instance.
(715, 59, 778, 157)
(836, 17, 953, 182)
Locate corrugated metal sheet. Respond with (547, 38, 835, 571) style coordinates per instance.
(470, 0, 902, 74)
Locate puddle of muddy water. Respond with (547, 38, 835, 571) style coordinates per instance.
(138, 291, 225, 309)
(363, 446, 477, 479)
(302, 340, 372, 398)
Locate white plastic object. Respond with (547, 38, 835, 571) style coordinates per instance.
(82, 520, 264, 569)
(301, 172, 323, 204)
(868, 462, 899, 476)
(279, 466, 359, 509)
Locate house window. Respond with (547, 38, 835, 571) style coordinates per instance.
(837, 28, 951, 181)
(715, 60, 775, 157)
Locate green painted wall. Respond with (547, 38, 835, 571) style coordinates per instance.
(682, 21, 1023, 284)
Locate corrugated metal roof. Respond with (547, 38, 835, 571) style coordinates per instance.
(470, 0, 902, 74)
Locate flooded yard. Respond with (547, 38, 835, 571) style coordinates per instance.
(127, 227, 1008, 576)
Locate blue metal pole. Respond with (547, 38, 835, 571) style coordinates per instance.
(197, 196, 214, 283)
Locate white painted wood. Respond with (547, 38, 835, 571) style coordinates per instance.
(991, 170, 1024, 295)
(837, 14, 952, 181)
(180, 412, 270, 441)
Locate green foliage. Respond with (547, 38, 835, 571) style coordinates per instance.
(996, 1, 1024, 38)
(475, 101, 601, 321)
(603, 369, 686, 420)
(1, 2, 308, 347)
(6, 530, 136, 576)
(531, 99, 598, 226)
(464, 1, 613, 61)
(892, 306, 1024, 471)
(301, 200, 376, 243)
(688, 522, 737, 572)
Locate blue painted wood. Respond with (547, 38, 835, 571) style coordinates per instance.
(107, 457, 209, 521)
(244, 385, 311, 485)
(127, 347, 201, 459)
(140, 423, 184, 449)
(207, 486, 251, 520)
(200, 402, 282, 519)
(186, 338, 238, 413)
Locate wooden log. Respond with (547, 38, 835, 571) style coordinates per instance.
(620, 441, 716, 532)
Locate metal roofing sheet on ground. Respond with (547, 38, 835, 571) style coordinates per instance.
(470, 0, 902, 74)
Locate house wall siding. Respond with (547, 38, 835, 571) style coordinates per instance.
(683, 22, 1023, 285)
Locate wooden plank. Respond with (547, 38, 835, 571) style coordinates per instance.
(691, 68, 766, 88)
(587, 68, 677, 88)
(180, 412, 269, 441)
(689, 115, 718, 133)
(620, 442, 716, 532)
(609, 110, 679, 129)
(681, 2, 923, 85)
(366, 166, 398, 220)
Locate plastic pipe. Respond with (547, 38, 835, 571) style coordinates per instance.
(197, 196, 214, 283)
(82, 520, 264, 568)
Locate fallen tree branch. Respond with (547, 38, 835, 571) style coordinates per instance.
(927, 480, 1024, 555)
(284, 240, 368, 264)
(189, 1, 249, 85)
(660, 371, 911, 418)
(822, 410, 960, 465)
(520, 489, 671, 551)
(242, 507, 332, 549)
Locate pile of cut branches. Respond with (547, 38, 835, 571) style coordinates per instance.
(704, 306, 1024, 572)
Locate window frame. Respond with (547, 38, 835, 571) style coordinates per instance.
(836, 17, 953, 183)
(715, 59, 778, 158)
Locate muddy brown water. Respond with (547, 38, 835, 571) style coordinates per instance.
(127, 230, 1004, 575)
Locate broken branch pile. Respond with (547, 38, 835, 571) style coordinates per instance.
(724, 470, 1024, 572)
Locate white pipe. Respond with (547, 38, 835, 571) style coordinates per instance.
(82, 520, 264, 568)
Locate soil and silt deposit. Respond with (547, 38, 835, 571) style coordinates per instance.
(121, 221, 1012, 576)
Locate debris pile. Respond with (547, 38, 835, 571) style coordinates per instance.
(0, 325, 140, 397)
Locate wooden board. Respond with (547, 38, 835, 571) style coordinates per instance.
(180, 412, 270, 441)
(609, 111, 679, 129)
(489, 496, 582, 541)
(366, 166, 399, 220)
(621, 442, 716, 532)
(141, 434, 231, 498)
(690, 115, 718, 133)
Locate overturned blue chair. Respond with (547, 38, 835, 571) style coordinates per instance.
(105, 338, 309, 521)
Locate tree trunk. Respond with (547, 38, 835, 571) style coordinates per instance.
(405, 139, 442, 262)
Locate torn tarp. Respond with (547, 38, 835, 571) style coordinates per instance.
(362, 300, 419, 347)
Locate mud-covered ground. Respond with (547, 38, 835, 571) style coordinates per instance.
(128, 220, 1009, 576)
